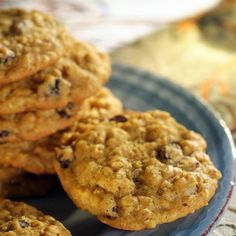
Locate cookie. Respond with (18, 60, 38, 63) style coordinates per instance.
(0, 102, 82, 142)
(0, 137, 55, 175)
(57, 87, 123, 146)
(0, 40, 111, 115)
(0, 199, 71, 235)
(0, 9, 70, 86)
(54, 110, 221, 230)
(0, 89, 122, 174)
(0, 167, 58, 198)
(78, 87, 123, 122)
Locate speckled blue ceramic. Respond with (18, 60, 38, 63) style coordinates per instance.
(26, 64, 235, 236)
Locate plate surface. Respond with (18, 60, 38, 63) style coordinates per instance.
(26, 64, 235, 236)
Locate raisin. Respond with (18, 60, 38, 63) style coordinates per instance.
(59, 160, 71, 169)
(57, 103, 74, 119)
(8, 20, 32, 36)
(133, 177, 140, 183)
(58, 158, 71, 168)
(112, 206, 119, 213)
(109, 115, 128, 123)
(50, 78, 60, 95)
(0, 130, 10, 138)
(19, 219, 29, 228)
(57, 109, 70, 119)
(57, 155, 74, 169)
(9, 21, 23, 35)
(156, 143, 181, 163)
(155, 146, 169, 163)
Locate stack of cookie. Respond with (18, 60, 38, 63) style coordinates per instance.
(0, 8, 222, 234)
(0, 9, 111, 198)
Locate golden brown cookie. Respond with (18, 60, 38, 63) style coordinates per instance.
(0, 9, 70, 85)
(78, 87, 123, 122)
(54, 110, 221, 230)
(0, 167, 58, 198)
(0, 103, 82, 142)
(57, 87, 123, 146)
(0, 88, 122, 175)
(0, 199, 71, 235)
(0, 137, 55, 175)
(0, 40, 111, 115)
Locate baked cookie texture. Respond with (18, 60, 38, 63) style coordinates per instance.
(78, 87, 123, 122)
(0, 9, 69, 85)
(0, 40, 111, 115)
(54, 110, 221, 230)
(0, 199, 71, 235)
(0, 88, 122, 175)
(0, 167, 58, 198)
(0, 138, 55, 175)
(57, 87, 123, 150)
(0, 103, 82, 142)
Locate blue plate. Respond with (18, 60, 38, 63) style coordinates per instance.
(26, 64, 235, 236)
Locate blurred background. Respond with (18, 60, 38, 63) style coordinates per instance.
(1, 1, 235, 235)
